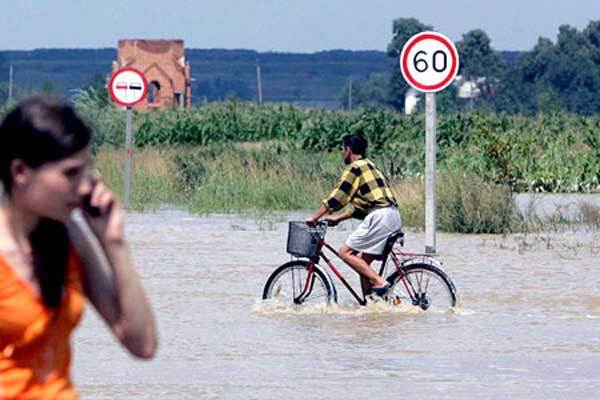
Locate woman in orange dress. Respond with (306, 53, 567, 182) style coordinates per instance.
(0, 96, 157, 399)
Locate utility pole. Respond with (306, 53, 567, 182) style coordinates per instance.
(348, 78, 353, 111)
(256, 59, 263, 104)
(7, 64, 13, 106)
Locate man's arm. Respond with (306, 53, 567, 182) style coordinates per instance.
(322, 166, 359, 212)
(323, 210, 352, 226)
(306, 166, 359, 226)
(306, 204, 328, 226)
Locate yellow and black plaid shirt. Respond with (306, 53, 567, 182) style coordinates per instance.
(323, 158, 397, 220)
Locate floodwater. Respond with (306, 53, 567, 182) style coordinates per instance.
(72, 210, 600, 399)
(516, 192, 600, 220)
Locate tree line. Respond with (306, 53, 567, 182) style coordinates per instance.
(2, 18, 600, 114)
(344, 18, 600, 115)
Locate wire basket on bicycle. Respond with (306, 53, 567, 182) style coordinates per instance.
(286, 221, 326, 258)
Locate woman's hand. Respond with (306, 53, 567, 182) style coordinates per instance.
(81, 176, 124, 244)
(72, 175, 157, 359)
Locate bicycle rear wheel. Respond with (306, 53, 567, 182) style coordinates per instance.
(262, 260, 336, 306)
(386, 263, 457, 311)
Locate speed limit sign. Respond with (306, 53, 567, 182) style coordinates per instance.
(400, 31, 459, 93)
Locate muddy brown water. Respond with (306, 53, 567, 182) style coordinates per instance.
(72, 210, 600, 399)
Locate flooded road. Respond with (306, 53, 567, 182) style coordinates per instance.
(72, 210, 600, 399)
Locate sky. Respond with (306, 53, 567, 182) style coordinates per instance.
(1, 0, 600, 52)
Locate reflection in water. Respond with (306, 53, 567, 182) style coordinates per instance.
(72, 210, 600, 399)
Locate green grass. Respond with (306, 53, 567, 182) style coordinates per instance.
(94, 147, 184, 210)
(94, 144, 526, 233)
(72, 102, 600, 194)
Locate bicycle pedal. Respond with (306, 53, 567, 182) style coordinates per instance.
(366, 293, 390, 304)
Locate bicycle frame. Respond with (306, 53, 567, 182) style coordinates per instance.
(302, 236, 433, 306)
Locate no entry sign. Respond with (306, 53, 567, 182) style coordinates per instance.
(109, 67, 148, 107)
(400, 32, 459, 93)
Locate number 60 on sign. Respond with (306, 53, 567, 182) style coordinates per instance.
(400, 31, 460, 93)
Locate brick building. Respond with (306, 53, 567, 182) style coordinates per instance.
(112, 39, 191, 110)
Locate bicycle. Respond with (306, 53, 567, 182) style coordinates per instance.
(262, 221, 458, 311)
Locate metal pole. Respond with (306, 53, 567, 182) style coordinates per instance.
(124, 107, 133, 208)
(7, 65, 13, 106)
(425, 93, 437, 254)
(348, 78, 352, 111)
(256, 60, 263, 104)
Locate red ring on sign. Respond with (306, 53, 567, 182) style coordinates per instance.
(401, 33, 459, 92)
(109, 67, 149, 107)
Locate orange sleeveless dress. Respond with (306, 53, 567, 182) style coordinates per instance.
(0, 249, 85, 399)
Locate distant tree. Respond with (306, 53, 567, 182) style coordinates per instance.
(0, 82, 8, 105)
(436, 85, 462, 114)
(0, 53, 5, 80)
(195, 77, 252, 102)
(457, 29, 505, 79)
(72, 73, 110, 109)
(493, 69, 536, 114)
(40, 79, 58, 95)
(582, 20, 600, 65)
(339, 74, 391, 110)
(0, 55, 8, 105)
(557, 25, 586, 55)
(386, 18, 433, 111)
(510, 23, 600, 114)
(456, 29, 505, 110)
(518, 37, 556, 83)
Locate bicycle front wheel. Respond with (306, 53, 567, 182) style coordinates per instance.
(386, 263, 457, 311)
(262, 260, 336, 307)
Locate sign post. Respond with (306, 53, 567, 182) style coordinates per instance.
(124, 108, 133, 207)
(108, 67, 148, 208)
(399, 32, 459, 253)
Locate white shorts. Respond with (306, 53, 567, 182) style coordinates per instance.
(345, 206, 402, 255)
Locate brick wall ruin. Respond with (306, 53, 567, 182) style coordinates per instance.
(112, 39, 191, 110)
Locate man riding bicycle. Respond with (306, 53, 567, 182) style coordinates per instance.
(306, 132, 402, 298)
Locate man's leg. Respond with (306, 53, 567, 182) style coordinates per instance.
(339, 245, 388, 289)
(359, 253, 378, 296)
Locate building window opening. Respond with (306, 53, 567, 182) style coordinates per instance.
(148, 81, 161, 103)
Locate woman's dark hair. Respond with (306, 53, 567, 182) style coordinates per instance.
(342, 132, 368, 157)
(0, 96, 92, 307)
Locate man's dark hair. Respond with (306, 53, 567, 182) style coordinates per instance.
(342, 133, 368, 157)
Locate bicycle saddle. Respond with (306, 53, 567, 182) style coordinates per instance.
(374, 231, 404, 260)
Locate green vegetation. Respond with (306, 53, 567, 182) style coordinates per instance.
(2, 97, 598, 233)
(75, 102, 600, 194)
(3, 14, 600, 233)
(355, 18, 600, 115)
(92, 144, 519, 233)
(76, 100, 598, 233)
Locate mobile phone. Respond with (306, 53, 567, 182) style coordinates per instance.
(82, 194, 101, 217)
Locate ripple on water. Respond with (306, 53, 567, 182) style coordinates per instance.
(252, 299, 472, 316)
(73, 210, 600, 399)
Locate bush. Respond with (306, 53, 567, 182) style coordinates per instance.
(394, 170, 516, 233)
(62, 101, 600, 194)
(437, 170, 515, 233)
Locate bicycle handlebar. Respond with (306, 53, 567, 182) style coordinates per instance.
(316, 220, 337, 227)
